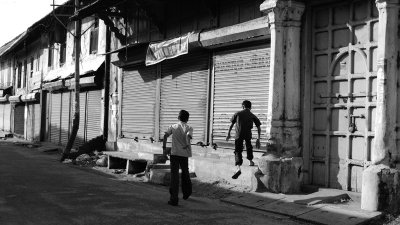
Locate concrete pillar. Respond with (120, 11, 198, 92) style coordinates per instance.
(260, 0, 304, 156)
(361, 0, 400, 211)
(372, 0, 399, 165)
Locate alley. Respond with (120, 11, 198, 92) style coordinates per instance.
(0, 142, 306, 225)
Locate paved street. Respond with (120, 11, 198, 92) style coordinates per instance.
(0, 142, 307, 225)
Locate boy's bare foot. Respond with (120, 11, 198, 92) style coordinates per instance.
(232, 170, 241, 179)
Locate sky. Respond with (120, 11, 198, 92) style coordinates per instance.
(0, 0, 68, 47)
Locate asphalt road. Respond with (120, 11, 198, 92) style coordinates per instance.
(0, 142, 307, 225)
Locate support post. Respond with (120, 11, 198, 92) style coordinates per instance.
(61, 0, 81, 160)
(254, 0, 305, 194)
(361, 0, 400, 211)
(260, 0, 304, 156)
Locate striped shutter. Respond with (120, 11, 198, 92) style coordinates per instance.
(159, 52, 209, 143)
(60, 91, 71, 146)
(33, 103, 41, 141)
(4, 104, 11, 132)
(122, 66, 157, 139)
(0, 103, 4, 130)
(14, 104, 25, 136)
(50, 93, 62, 144)
(212, 45, 270, 150)
(86, 89, 102, 141)
(71, 91, 87, 147)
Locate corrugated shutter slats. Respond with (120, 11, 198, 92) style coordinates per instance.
(50, 93, 62, 144)
(122, 66, 157, 138)
(212, 45, 270, 150)
(14, 105, 25, 136)
(159, 53, 209, 143)
(71, 92, 87, 147)
(60, 92, 71, 146)
(86, 90, 102, 141)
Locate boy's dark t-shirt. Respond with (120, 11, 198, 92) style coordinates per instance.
(230, 108, 261, 140)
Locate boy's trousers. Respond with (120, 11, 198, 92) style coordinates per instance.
(169, 155, 192, 202)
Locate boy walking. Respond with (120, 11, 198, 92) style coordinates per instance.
(226, 100, 261, 179)
(163, 110, 193, 206)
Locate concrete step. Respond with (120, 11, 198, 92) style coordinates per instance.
(190, 155, 258, 189)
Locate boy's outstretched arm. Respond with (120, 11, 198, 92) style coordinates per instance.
(226, 122, 234, 141)
(256, 125, 261, 149)
(162, 133, 169, 156)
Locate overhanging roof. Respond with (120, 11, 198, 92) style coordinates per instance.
(0, 31, 27, 57)
(43, 56, 105, 82)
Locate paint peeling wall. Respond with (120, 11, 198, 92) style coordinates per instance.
(65, 16, 106, 65)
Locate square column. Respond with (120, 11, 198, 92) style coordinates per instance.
(361, 0, 400, 212)
(260, 0, 304, 157)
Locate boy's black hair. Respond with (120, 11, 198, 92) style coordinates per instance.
(242, 100, 252, 109)
(178, 110, 190, 122)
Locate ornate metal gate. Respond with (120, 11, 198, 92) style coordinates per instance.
(310, 0, 378, 192)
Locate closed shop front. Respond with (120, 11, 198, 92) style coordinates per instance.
(69, 89, 102, 147)
(86, 89, 102, 141)
(212, 45, 270, 149)
(159, 52, 209, 143)
(49, 93, 62, 144)
(14, 104, 25, 136)
(60, 91, 71, 146)
(121, 66, 157, 139)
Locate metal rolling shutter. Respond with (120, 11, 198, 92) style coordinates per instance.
(50, 93, 62, 144)
(86, 89, 102, 141)
(71, 91, 87, 148)
(122, 66, 157, 139)
(14, 104, 25, 136)
(33, 103, 41, 141)
(0, 103, 4, 130)
(159, 52, 209, 143)
(4, 104, 11, 132)
(60, 91, 71, 146)
(212, 45, 270, 150)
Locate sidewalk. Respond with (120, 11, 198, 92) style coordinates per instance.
(2, 136, 383, 225)
(221, 188, 382, 225)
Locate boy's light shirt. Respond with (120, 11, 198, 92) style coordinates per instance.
(165, 122, 193, 157)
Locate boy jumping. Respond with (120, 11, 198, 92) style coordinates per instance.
(226, 100, 261, 179)
(163, 110, 193, 206)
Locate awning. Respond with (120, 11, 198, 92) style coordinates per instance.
(9, 95, 21, 103)
(42, 80, 65, 91)
(65, 75, 97, 89)
(43, 56, 105, 82)
(21, 92, 40, 103)
(0, 94, 9, 103)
